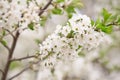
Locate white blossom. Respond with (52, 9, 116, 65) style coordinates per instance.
(0, 0, 40, 29)
(39, 13, 111, 69)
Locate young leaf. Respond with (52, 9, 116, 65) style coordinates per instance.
(10, 62, 21, 70)
(78, 51, 85, 57)
(65, 6, 75, 13)
(2, 30, 6, 36)
(28, 22, 34, 30)
(65, 6, 75, 18)
(117, 16, 120, 24)
(102, 8, 112, 23)
(56, 0, 64, 3)
(96, 23, 113, 34)
(1, 40, 7, 46)
(91, 20, 95, 26)
(70, 0, 83, 8)
(40, 16, 47, 26)
(52, 8, 62, 14)
(67, 30, 75, 38)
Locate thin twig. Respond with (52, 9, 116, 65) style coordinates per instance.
(8, 67, 30, 80)
(39, 0, 53, 16)
(1, 30, 20, 80)
(0, 69, 4, 75)
(10, 55, 36, 62)
(106, 22, 120, 26)
(1, 27, 17, 38)
(2, 28, 15, 39)
(8, 51, 53, 80)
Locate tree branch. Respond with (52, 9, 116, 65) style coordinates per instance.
(8, 67, 30, 80)
(8, 51, 53, 80)
(10, 55, 37, 62)
(106, 22, 120, 26)
(39, 0, 53, 16)
(0, 69, 4, 76)
(2, 28, 15, 39)
(1, 30, 20, 80)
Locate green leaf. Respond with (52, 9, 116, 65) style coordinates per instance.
(40, 16, 47, 26)
(35, 39, 41, 44)
(102, 8, 112, 23)
(66, 6, 75, 13)
(52, 8, 62, 14)
(58, 32, 64, 37)
(70, 0, 83, 8)
(96, 23, 113, 34)
(67, 30, 75, 38)
(117, 16, 120, 24)
(28, 22, 34, 30)
(56, 0, 64, 3)
(1, 40, 7, 46)
(2, 30, 6, 36)
(91, 20, 95, 26)
(65, 6, 75, 18)
(78, 51, 85, 57)
(26, 0, 32, 4)
(76, 45, 82, 51)
(10, 62, 21, 70)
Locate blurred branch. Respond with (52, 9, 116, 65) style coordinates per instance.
(38, 0, 53, 16)
(8, 66, 30, 80)
(10, 55, 37, 62)
(0, 69, 4, 76)
(8, 51, 53, 80)
(2, 28, 15, 39)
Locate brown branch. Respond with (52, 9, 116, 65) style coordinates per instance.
(10, 55, 36, 62)
(8, 51, 53, 80)
(106, 22, 120, 26)
(2, 28, 15, 39)
(1, 30, 20, 80)
(1, 27, 17, 38)
(8, 67, 30, 80)
(38, 0, 53, 16)
(1, 1, 53, 79)
(0, 69, 4, 76)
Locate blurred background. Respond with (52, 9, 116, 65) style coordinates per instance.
(0, 0, 120, 80)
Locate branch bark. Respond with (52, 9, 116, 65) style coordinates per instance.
(10, 55, 36, 62)
(0, 69, 4, 76)
(39, 0, 53, 16)
(1, 31, 20, 80)
(8, 67, 30, 80)
(1, 0, 53, 80)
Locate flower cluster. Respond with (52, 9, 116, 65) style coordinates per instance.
(0, 0, 42, 29)
(39, 13, 111, 69)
